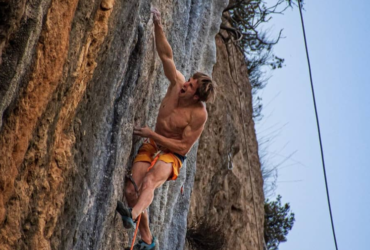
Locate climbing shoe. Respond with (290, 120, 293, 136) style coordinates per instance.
(125, 237, 156, 250)
(116, 200, 136, 229)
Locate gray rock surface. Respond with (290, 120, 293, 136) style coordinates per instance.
(0, 0, 228, 249)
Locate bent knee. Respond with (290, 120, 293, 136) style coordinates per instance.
(141, 176, 156, 191)
(125, 182, 139, 200)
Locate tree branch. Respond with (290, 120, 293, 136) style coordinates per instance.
(223, 0, 251, 12)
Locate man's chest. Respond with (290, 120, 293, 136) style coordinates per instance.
(157, 103, 190, 132)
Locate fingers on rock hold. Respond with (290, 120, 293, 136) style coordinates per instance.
(101, 0, 114, 10)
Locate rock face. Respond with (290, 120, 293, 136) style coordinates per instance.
(0, 1, 264, 250)
(0, 0, 229, 249)
(188, 32, 265, 250)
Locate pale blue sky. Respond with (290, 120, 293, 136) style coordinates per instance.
(256, 1, 370, 249)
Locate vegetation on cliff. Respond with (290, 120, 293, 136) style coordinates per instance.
(220, 0, 302, 249)
(221, 0, 303, 120)
(186, 220, 226, 250)
(264, 195, 295, 250)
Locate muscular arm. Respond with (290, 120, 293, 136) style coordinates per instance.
(134, 109, 208, 155)
(152, 8, 179, 86)
(149, 132, 189, 156)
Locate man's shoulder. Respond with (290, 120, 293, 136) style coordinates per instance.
(191, 103, 207, 125)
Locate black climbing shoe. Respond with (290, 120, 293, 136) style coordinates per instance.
(125, 236, 156, 250)
(116, 200, 136, 229)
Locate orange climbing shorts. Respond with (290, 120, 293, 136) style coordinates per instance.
(133, 139, 186, 181)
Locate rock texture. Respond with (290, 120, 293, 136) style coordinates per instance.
(0, 0, 229, 249)
(0, 1, 264, 250)
(188, 31, 265, 250)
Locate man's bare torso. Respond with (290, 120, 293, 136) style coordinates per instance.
(154, 76, 203, 142)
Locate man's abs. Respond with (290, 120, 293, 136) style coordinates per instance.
(154, 117, 185, 140)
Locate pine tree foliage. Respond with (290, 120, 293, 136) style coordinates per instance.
(264, 195, 295, 250)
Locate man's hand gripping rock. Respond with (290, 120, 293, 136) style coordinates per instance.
(151, 7, 161, 25)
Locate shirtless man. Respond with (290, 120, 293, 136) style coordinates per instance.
(116, 8, 216, 250)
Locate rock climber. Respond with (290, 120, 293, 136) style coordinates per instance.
(116, 7, 216, 250)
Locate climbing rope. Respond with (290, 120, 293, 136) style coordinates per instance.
(298, 2, 339, 249)
(230, 38, 262, 250)
(130, 214, 142, 250)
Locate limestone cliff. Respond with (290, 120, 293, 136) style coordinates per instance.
(0, 0, 264, 249)
(188, 31, 264, 250)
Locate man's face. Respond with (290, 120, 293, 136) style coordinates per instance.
(180, 77, 199, 99)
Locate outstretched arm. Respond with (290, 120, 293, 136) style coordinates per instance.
(151, 8, 178, 85)
(134, 109, 208, 155)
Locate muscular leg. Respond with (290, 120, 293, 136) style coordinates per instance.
(131, 160, 173, 223)
(124, 161, 152, 243)
(125, 161, 149, 206)
(124, 160, 173, 244)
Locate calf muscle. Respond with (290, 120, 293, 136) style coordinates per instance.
(125, 161, 150, 205)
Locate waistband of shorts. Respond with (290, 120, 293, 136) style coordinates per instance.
(173, 153, 187, 164)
